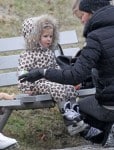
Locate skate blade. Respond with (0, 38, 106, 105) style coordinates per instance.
(67, 121, 88, 136)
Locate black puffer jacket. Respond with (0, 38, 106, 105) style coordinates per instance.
(45, 5, 114, 106)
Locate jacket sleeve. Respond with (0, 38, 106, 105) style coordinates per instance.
(18, 51, 36, 92)
(45, 34, 101, 85)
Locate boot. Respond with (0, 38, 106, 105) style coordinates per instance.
(58, 99, 87, 136)
(0, 133, 19, 150)
(80, 125, 104, 144)
(103, 124, 114, 148)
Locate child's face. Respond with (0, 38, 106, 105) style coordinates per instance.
(40, 27, 53, 49)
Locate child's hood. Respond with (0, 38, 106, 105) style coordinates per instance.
(22, 14, 59, 50)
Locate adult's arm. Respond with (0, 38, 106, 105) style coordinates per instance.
(45, 34, 101, 85)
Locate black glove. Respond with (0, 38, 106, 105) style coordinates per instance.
(18, 68, 45, 83)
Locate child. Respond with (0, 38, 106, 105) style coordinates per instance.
(18, 14, 86, 135)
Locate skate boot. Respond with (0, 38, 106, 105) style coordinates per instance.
(0, 133, 19, 150)
(84, 126, 102, 140)
(80, 125, 104, 144)
(60, 100, 87, 136)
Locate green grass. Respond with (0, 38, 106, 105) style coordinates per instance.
(3, 108, 85, 149)
(0, 0, 86, 149)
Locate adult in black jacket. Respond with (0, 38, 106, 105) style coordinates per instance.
(19, 0, 114, 147)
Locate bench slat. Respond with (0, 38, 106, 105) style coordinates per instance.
(63, 47, 80, 57)
(59, 30, 78, 45)
(0, 37, 25, 52)
(0, 94, 54, 109)
(0, 72, 17, 86)
(0, 48, 80, 70)
(0, 55, 19, 70)
(77, 88, 96, 97)
(0, 30, 78, 52)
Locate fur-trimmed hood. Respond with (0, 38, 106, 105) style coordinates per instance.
(22, 14, 59, 50)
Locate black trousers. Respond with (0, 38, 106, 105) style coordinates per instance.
(78, 95, 114, 131)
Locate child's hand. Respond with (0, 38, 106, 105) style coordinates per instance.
(0, 93, 15, 100)
(24, 91, 33, 95)
(75, 84, 82, 90)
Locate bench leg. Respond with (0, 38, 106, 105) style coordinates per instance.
(0, 109, 12, 132)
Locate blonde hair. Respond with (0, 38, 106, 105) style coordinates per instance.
(22, 14, 59, 50)
(72, 0, 80, 15)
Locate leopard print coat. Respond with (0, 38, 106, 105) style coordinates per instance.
(18, 45, 77, 102)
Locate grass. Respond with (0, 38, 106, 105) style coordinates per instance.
(0, 0, 86, 149)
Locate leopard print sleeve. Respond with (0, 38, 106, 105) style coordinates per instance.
(18, 48, 60, 93)
(18, 51, 36, 92)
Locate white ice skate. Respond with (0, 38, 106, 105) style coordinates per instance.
(0, 133, 19, 150)
(63, 101, 88, 135)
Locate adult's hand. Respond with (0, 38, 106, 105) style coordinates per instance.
(18, 68, 45, 83)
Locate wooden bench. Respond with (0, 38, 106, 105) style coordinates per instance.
(0, 30, 95, 131)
